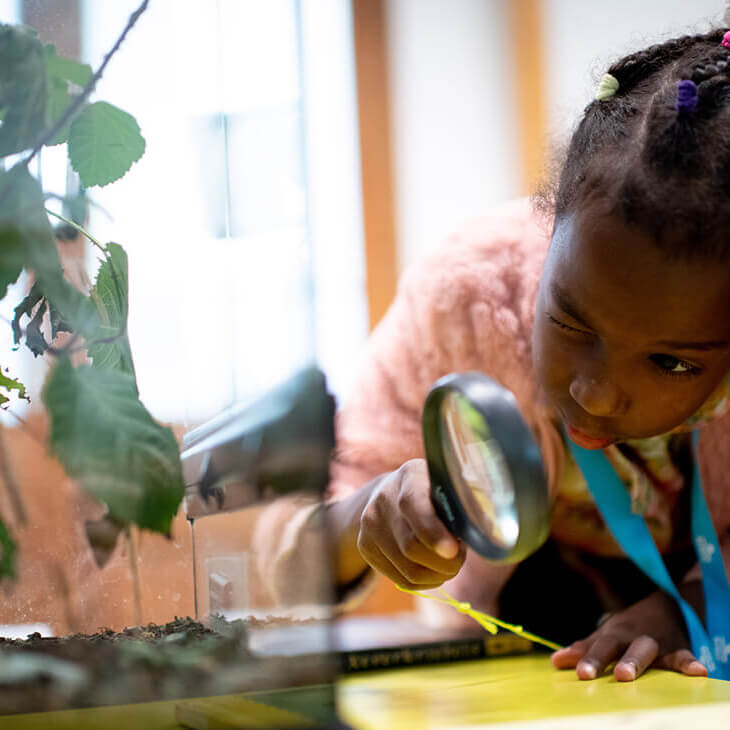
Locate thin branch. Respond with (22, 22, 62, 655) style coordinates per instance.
(25, 0, 150, 167)
(46, 209, 106, 255)
(46, 214, 127, 356)
(50, 561, 82, 633)
(127, 526, 143, 626)
(45, 211, 131, 369)
(44, 192, 114, 222)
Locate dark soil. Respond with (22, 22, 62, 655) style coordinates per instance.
(0, 616, 334, 716)
(0, 616, 217, 652)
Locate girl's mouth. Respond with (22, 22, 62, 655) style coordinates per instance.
(565, 423, 615, 450)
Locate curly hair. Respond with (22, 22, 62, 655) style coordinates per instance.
(551, 28, 730, 260)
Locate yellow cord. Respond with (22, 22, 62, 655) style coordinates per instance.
(397, 585, 562, 652)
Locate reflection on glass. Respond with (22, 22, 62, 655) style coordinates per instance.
(440, 392, 519, 548)
(180, 367, 339, 726)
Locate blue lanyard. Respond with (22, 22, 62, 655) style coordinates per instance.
(566, 431, 730, 680)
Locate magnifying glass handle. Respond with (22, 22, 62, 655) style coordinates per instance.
(430, 482, 462, 539)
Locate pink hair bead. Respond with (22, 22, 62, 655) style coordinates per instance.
(722, 31, 730, 49)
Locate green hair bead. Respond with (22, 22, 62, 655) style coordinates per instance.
(595, 73, 619, 101)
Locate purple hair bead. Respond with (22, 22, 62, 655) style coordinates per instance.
(676, 79, 698, 113)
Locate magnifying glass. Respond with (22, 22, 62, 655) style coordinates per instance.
(422, 372, 550, 563)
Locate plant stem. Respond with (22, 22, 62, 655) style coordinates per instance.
(51, 561, 81, 634)
(44, 192, 113, 222)
(189, 518, 199, 620)
(127, 526, 143, 627)
(46, 211, 128, 353)
(46, 209, 106, 255)
(26, 0, 150, 166)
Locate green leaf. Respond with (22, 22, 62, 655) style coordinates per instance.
(68, 101, 145, 187)
(44, 43, 92, 87)
(0, 165, 100, 338)
(0, 519, 16, 578)
(44, 45, 93, 146)
(0, 164, 50, 298)
(45, 77, 73, 146)
(0, 209, 25, 301)
(88, 242, 135, 377)
(0, 368, 28, 408)
(44, 358, 184, 533)
(0, 24, 47, 156)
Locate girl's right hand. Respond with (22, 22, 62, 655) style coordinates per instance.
(356, 459, 466, 589)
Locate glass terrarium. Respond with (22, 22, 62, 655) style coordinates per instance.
(179, 367, 341, 728)
(0, 367, 343, 727)
(0, 0, 360, 726)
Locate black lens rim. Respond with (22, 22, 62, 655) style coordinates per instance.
(422, 372, 550, 563)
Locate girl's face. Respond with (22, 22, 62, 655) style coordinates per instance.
(533, 207, 730, 449)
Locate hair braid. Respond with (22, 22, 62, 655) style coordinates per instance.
(690, 48, 730, 84)
(551, 27, 730, 260)
(608, 30, 725, 95)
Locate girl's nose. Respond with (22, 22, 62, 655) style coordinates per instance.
(569, 374, 627, 418)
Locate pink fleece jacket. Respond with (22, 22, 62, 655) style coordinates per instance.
(326, 198, 730, 613)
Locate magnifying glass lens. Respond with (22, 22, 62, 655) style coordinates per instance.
(439, 392, 519, 549)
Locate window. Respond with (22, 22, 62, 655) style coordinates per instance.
(3, 0, 368, 426)
(82, 0, 368, 424)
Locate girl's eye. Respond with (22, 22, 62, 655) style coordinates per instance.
(650, 354, 700, 376)
(547, 314, 585, 334)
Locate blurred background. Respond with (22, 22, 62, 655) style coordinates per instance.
(2, 0, 727, 424)
(0, 0, 727, 632)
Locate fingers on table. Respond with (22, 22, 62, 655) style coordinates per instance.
(574, 635, 624, 680)
(656, 649, 708, 677)
(554, 634, 702, 682)
(613, 636, 659, 681)
(551, 640, 591, 670)
(580, 635, 665, 681)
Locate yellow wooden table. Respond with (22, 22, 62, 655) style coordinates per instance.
(1, 654, 730, 728)
(339, 654, 730, 729)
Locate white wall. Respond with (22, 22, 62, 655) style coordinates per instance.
(386, 0, 520, 270)
(387, 0, 727, 270)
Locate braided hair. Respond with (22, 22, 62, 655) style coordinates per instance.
(553, 28, 730, 260)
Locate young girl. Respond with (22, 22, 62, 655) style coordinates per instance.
(319, 28, 730, 683)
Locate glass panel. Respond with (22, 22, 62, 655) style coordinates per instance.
(180, 367, 339, 725)
(0, 2, 345, 726)
(439, 392, 519, 550)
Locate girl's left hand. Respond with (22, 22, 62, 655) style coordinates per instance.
(551, 589, 708, 681)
